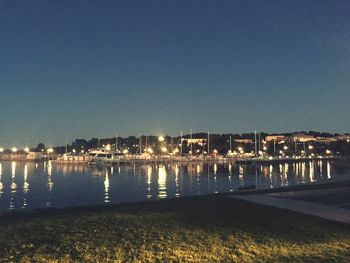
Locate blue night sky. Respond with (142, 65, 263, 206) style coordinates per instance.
(0, 0, 349, 147)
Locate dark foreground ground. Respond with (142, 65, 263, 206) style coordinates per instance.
(0, 186, 350, 262)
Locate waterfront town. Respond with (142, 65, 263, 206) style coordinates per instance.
(1, 131, 349, 163)
(1, 1, 350, 261)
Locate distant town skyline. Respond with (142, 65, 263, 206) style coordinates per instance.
(1, 0, 349, 147)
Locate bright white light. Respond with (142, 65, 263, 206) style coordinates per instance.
(283, 146, 288, 150)
(308, 145, 314, 150)
(158, 136, 165, 142)
(105, 144, 111, 151)
(24, 147, 30, 153)
(123, 149, 129, 154)
(0, 148, 3, 153)
(161, 147, 167, 153)
(11, 147, 18, 153)
(47, 148, 54, 153)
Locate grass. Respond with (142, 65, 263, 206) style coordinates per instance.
(0, 194, 349, 262)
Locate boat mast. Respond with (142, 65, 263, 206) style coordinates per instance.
(180, 130, 183, 155)
(254, 130, 257, 156)
(115, 133, 118, 153)
(229, 135, 232, 152)
(139, 134, 142, 154)
(190, 129, 193, 155)
(207, 131, 210, 155)
(170, 136, 173, 153)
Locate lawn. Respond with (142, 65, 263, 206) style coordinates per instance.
(0, 194, 349, 262)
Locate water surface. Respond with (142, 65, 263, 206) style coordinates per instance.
(0, 160, 349, 213)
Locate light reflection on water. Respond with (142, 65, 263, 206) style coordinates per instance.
(0, 160, 349, 213)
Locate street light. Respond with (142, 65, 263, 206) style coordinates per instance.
(0, 148, 3, 153)
(158, 136, 165, 142)
(24, 147, 30, 153)
(11, 147, 18, 153)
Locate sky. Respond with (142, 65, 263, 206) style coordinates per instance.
(0, 0, 349, 147)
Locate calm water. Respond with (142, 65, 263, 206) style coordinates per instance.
(0, 160, 349, 213)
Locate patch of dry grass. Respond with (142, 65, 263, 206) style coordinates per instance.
(0, 195, 349, 262)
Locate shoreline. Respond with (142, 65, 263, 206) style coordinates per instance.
(1, 182, 349, 262)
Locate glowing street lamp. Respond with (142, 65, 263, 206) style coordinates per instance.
(24, 147, 30, 153)
(308, 145, 314, 150)
(158, 136, 165, 142)
(326, 149, 331, 155)
(11, 147, 18, 153)
(161, 146, 167, 153)
(0, 148, 3, 153)
(283, 146, 288, 150)
(123, 149, 129, 155)
(213, 149, 218, 154)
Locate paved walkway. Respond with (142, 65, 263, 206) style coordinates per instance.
(232, 193, 350, 225)
(269, 187, 350, 209)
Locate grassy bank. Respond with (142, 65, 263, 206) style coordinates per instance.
(0, 194, 349, 262)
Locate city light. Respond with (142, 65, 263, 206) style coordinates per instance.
(147, 147, 154, 154)
(0, 148, 3, 153)
(24, 147, 30, 153)
(47, 148, 54, 153)
(123, 149, 129, 154)
(105, 144, 111, 151)
(158, 136, 165, 142)
(283, 146, 288, 150)
(161, 147, 167, 153)
(308, 145, 314, 150)
(11, 147, 18, 153)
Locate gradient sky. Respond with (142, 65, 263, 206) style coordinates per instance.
(0, 0, 350, 147)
